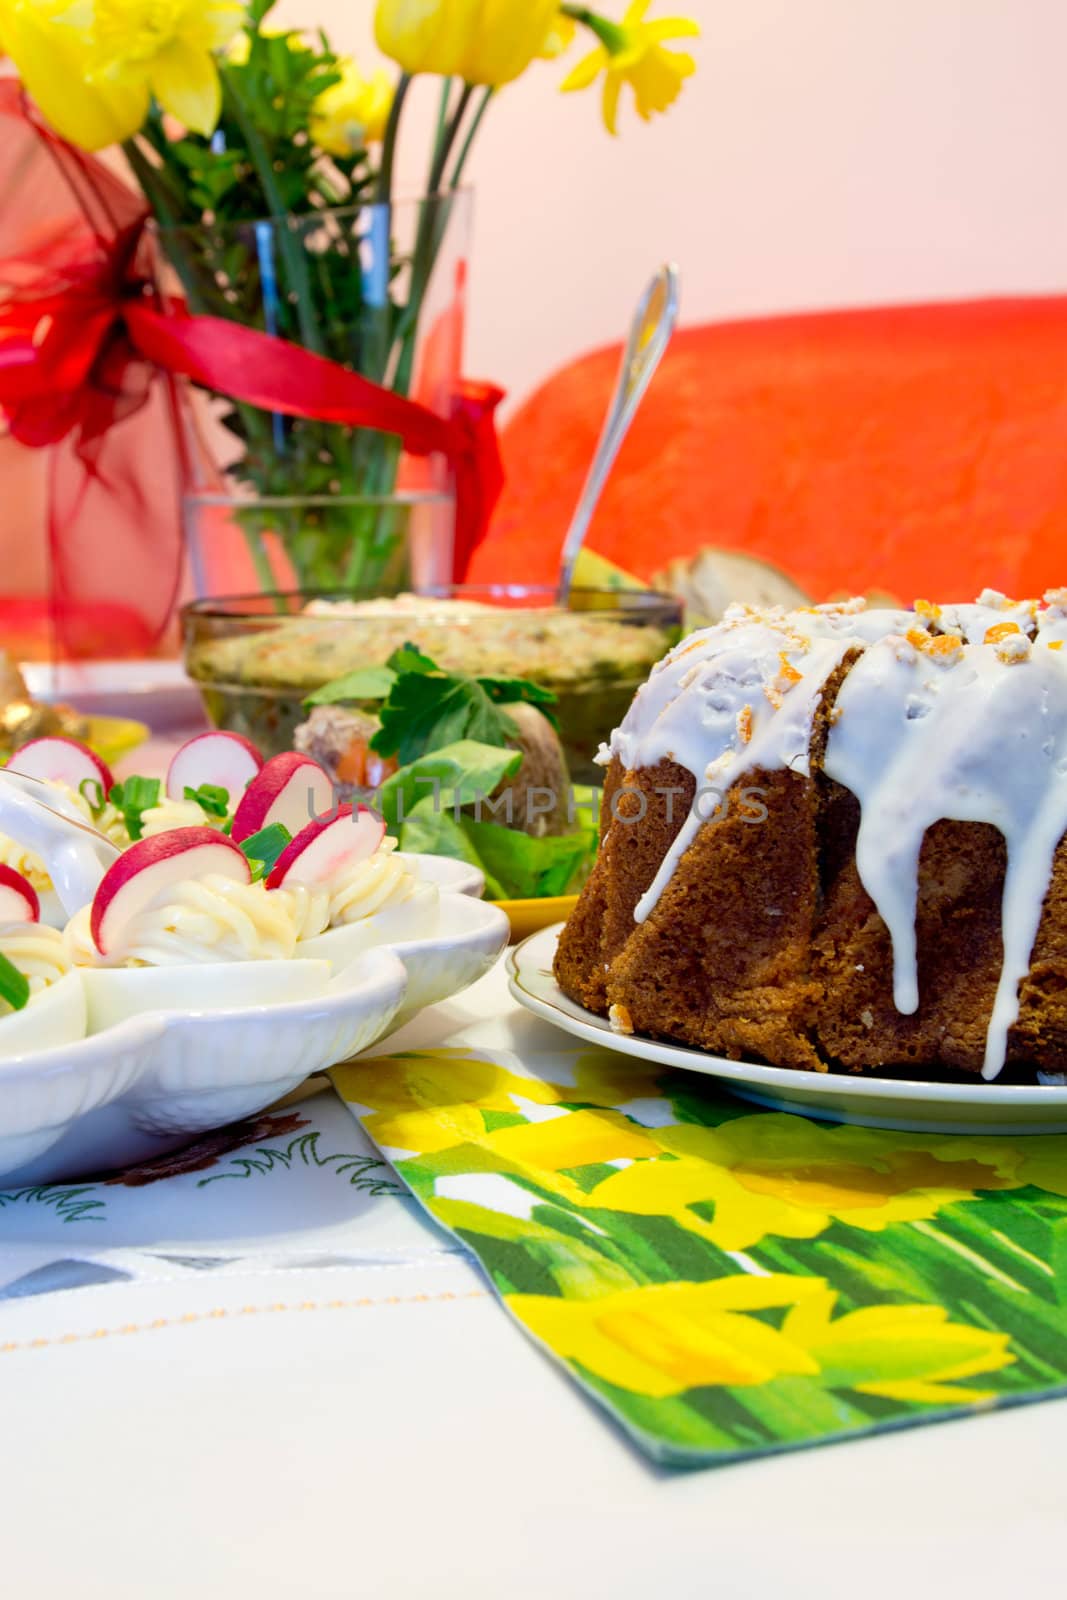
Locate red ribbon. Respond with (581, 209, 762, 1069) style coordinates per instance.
(0, 83, 504, 657)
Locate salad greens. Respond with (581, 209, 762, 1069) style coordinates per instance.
(307, 646, 597, 901)
(238, 823, 292, 882)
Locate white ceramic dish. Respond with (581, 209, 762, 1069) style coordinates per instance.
(0, 973, 87, 1061)
(508, 926, 1067, 1135)
(0, 875, 509, 1187)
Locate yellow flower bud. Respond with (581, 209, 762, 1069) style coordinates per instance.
(311, 58, 394, 155)
(374, 0, 561, 88)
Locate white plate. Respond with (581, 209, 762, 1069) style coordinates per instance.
(0, 883, 509, 1187)
(508, 925, 1067, 1135)
(22, 659, 204, 729)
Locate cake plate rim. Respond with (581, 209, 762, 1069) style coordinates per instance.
(507, 925, 1067, 1135)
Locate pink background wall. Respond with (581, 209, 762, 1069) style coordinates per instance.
(6, 0, 1067, 595)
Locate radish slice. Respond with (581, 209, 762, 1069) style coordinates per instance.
(8, 737, 113, 796)
(166, 731, 263, 801)
(231, 753, 335, 843)
(91, 827, 250, 956)
(0, 864, 39, 923)
(266, 805, 386, 889)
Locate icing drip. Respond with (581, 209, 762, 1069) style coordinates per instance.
(824, 634, 1067, 1078)
(626, 620, 855, 924)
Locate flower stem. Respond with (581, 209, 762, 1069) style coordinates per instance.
(221, 74, 324, 355)
(448, 87, 494, 189)
(561, 5, 627, 52)
(375, 71, 412, 206)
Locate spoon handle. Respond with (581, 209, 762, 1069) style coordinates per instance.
(557, 263, 680, 604)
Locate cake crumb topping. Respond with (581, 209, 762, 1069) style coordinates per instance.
(984, 621, 1022, 644)
(906, 628, 964, 666)
(995, 633, 1032, 664)
(608, 1003, 634, 1036)
(977, 587, 1013, 609)
(736, 706, 754, 744)
(914, 598, 942, 623)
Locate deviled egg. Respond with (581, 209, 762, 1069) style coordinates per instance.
(1, 737, 126, 924)
(65, 827, 330, 1033)
(0, 864, 87, 1058)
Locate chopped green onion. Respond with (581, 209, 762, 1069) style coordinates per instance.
(184, 783, 230, 819)
(109, 776, 161, 842)
(0, 952, 30, 1013)
(238, 823, 292, 883)
(79, 777, 105, 816)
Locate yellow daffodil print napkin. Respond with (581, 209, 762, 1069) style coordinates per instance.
(331, 1045, 1067, 1466)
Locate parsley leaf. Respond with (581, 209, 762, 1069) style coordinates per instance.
(371, 674, 519, 765)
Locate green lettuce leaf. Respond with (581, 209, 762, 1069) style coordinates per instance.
(376, 741, 523, 832)
(459, 818, 591, 900)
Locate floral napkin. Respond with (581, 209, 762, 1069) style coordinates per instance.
(332, 1043, 1067, 1467)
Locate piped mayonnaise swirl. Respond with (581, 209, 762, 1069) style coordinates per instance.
(276, 836, 421, 941)
(0, 922, 72, 1009)
(66, 877, 300, 968)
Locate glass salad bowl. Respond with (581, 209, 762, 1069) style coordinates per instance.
(181, 586, 683, 783)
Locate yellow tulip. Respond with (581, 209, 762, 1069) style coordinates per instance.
(561, 0, 700, 136)
(311, 58, 394, 154)
(0, 0, 243, 150)
(374, 0, 562, 87)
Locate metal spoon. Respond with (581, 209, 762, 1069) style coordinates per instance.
(557, 263, 680, 604)
(0, 771, 119, 916)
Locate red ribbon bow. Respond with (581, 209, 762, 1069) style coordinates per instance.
(0, 83, 504, 657)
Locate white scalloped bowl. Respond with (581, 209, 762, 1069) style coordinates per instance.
(0, 868, 509, 1187)
(0, 973, 87, 1061)
(80, 958, 330, 1034)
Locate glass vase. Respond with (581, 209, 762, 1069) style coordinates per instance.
(157, 190, 471, 598)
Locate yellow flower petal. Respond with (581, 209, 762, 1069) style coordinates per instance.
(559, 43, 608, 94)
(0, 0, 146, 148)
(484, 1108, 658, 1169)
(601, 71, 623, 136)
(149, 35, 221, 136)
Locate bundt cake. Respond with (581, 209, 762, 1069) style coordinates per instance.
(553, 589, 1067, 1081)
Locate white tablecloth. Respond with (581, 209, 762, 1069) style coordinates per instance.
(1, 960, 1063, 1598)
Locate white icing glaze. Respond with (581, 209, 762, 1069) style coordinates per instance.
(936, 594, 1039, 643)
(824, 633, 1067, 1078)
(623, 617, 856, 924)
(603, 589, 1067, 1080)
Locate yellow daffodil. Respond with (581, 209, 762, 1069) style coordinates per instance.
(561, 0, 699, 136)
(510, 1276, 827, 1398)
(375, 0, 561, 88)
(511, 1276, 1013, 1404)
(586, 1116, 1015, 1251)
(0, 0, 243, 148)
(311, 57, 393, 154)
(781, 1290, 1014, 1406)
(332, 1048, 561, 1155)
